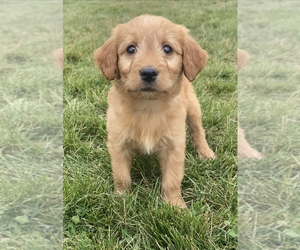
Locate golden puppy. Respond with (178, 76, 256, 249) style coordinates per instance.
(95, 15, 215, 208)
(238, 49, 262, 159)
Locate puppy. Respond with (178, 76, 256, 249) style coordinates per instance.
(95, 15, 215, 208)
(238, 49, 262, 159)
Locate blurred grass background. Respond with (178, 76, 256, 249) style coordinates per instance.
(0, 2, 62, 249)
(239, 1, 300, 249)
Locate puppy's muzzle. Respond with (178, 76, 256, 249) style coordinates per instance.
(140, 67, 158, 83)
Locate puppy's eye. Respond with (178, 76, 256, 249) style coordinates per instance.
(163, 45, 173, 54)
(126, 45, 137, 54)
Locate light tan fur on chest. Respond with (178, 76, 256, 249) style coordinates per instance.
(107, 87, 186, 154)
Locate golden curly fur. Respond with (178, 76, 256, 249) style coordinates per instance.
(95, 15, 215, 208)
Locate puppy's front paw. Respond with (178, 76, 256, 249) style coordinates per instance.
(197, 148, 216, 160)
(114, 188, 128, 195)
(163, 195, 187, 209)
(114, 182, 131, 195)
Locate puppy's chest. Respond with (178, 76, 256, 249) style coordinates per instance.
(125, 112, 172, 154)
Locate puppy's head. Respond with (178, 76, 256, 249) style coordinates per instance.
(95, 15, 208, 100)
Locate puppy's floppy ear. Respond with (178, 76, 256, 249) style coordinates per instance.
(182, 33, 208, 82)
(94, 36, 117, 80)
(238, 49, 250, 70)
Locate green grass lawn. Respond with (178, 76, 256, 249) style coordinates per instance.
(238, 1, 300, 249)
(63, 1, 237, 249)
(0, 2, 62, 250)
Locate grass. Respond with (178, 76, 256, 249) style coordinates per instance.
(0, 2, 62, 249)
(63, 1, 237, 249)
(238, 1, 300, 249)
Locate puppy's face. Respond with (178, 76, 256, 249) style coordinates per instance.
(95, 15, 208, 100)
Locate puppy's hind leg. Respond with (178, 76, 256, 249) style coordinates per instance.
(108, 142, 133, 194)
(186, 89, 215, 159)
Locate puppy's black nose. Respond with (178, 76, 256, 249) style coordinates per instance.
(140, 67, 158, 82)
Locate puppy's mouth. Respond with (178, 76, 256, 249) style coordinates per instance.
(140, 87, 157, 92)
(139, 82, 158, 92)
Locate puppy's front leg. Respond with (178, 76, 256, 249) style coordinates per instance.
(108, 142, 133, 194)
(159, 147, 187, 208)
